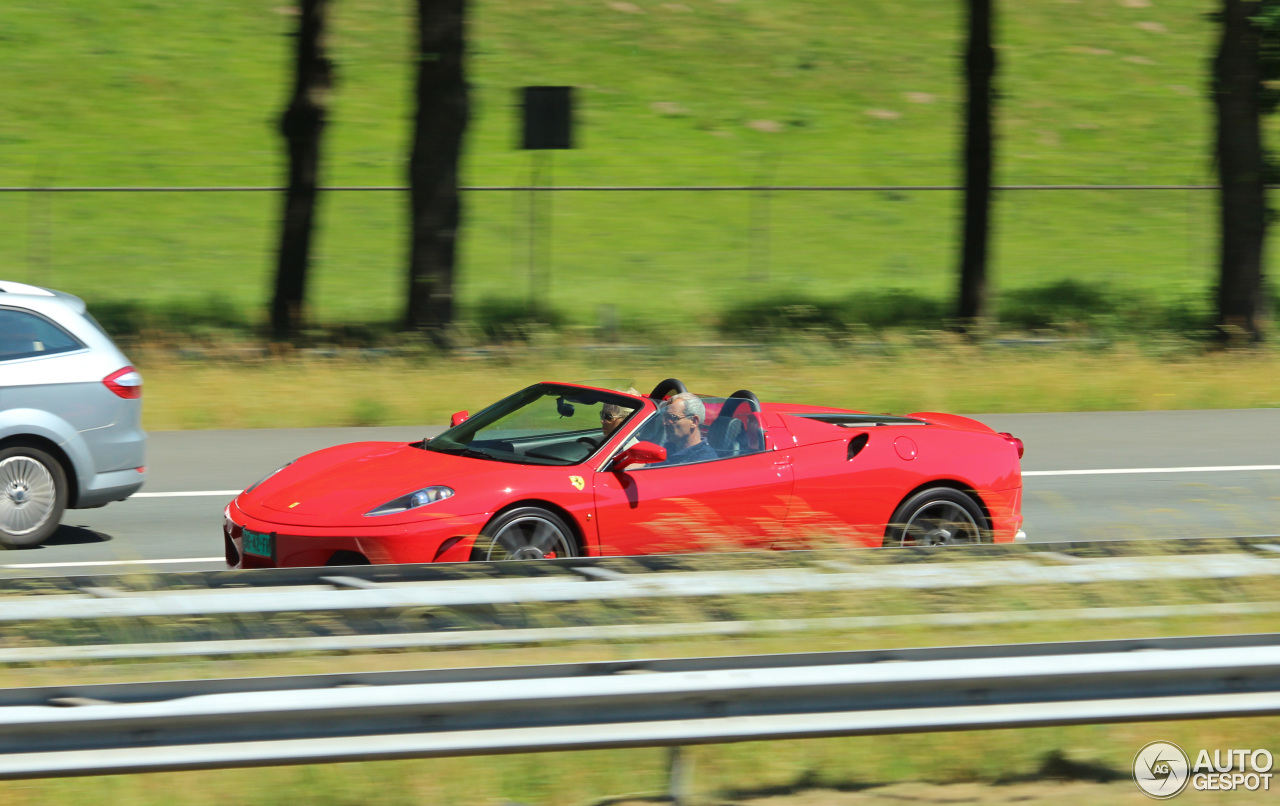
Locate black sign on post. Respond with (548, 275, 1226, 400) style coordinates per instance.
(517, 87, 575, 314)
(520, 86, 575, 150)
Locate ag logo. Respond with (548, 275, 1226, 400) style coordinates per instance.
(569, 475, 585, 491)
(1134, 741, 1190, 799)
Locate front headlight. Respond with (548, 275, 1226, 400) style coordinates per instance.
(365, 486, 455, 516)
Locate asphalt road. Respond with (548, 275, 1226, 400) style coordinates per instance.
(5, 410, 1278, 576)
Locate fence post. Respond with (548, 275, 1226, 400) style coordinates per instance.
(526, 151, 555, 314)
(667, 745, 694, 805)
(27, 162, 55, 285)
(748, 155, 776, 282)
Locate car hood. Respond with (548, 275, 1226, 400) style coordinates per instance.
(237, 441, 530, 527)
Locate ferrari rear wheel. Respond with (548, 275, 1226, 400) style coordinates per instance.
(473, 507, 578, 561)
(886, 488, 988, 547)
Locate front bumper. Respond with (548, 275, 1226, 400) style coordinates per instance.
(223, 501, 484, 568)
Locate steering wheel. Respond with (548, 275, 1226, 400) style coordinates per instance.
(648, 378, 688, 400)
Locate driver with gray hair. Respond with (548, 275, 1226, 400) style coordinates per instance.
(654, 392, 717, 466)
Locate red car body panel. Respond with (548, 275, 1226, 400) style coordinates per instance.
(223, 382, 1023, 568)
(593, 444, 793, 555)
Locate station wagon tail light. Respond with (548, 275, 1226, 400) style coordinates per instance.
(103, 367, 142, 399)
(999, 432, 1024, 459)
(366, 486, 455, 516)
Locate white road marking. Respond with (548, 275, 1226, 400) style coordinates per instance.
(1025, 465, 1280, 477)
(133, 490, 242, 498)
(11, 464, 1269, 573)
(130, 466, 1280, 499)
(1, 557, 224, 570)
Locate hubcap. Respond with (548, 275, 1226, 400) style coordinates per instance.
(485, 516, 572, 561)
(0, 456, 57, 536)
(902, 500, 980, 546)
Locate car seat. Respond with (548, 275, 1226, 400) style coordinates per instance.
(707, 390, 765, 458)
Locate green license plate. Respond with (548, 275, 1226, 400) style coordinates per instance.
(242, 529, 273, 558)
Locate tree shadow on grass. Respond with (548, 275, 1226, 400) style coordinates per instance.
(995, 750, 1126, 785)
(998, 279, 1215, 336)
(583, 751, 1124, 806)
(719, 290, 948, 338)
(584, 769, 876, 806)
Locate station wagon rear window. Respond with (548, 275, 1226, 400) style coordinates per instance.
(0, 309, 84, 361)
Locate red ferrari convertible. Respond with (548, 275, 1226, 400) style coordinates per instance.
(223, 379, 1025, 568)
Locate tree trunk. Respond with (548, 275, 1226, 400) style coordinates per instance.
(271, 0, 332, 341)
(1214, 0, 1268, 342)
(957, 0, 996, 329)
(406, 0, 469, 337)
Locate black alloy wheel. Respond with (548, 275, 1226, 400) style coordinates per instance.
(473, 506, 578, 561)
(885, 487, 989, 547)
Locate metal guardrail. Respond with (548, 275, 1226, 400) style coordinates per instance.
(0, 538, 1274, 666)
(1, 601, 1277, 664)
(1, 633, 1278, 779)
(3, 550, 1278, 623)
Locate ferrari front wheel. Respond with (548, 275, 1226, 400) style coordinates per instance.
(473, 507, 578, 561)
(885, 488, 989, 547)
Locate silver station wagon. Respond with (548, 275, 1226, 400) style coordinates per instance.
(0, 281, 146, 547)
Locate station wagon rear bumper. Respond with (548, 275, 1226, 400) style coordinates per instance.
(75, 466, 146, 508)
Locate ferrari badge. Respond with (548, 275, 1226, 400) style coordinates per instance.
(569, 476, 585, 491)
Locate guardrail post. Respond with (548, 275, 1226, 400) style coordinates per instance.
(667, 745, 693, 806)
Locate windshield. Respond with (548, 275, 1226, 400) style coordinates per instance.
(423, 384, 643, 466)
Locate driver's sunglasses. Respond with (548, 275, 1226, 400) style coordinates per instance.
(600, 411, 625, 422)
(663, 412, 693, 423)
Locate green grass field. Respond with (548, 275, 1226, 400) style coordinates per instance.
(3, 9, 1278, 802)
(0, 0, 1265, 335)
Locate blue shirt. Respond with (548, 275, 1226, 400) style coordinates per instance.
(654, 440, 717, 467)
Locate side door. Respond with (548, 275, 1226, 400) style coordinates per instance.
(778, 423, 918, 548)
(590, 426, 793, 556)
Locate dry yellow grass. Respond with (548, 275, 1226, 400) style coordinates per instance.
(136, 340, 1280, 431)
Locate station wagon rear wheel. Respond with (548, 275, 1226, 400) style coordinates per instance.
(0, 446, 67, 549)
(473, 507, 578, 561)
(886, 488, 988, 547)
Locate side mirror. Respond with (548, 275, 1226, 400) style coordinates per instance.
(450, 410, 469, 427)
(610, 440, 667, 470)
